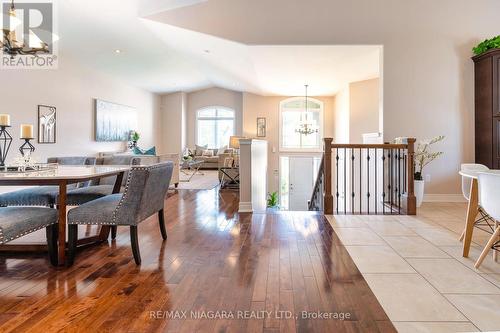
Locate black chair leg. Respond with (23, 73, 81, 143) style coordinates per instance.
(111, 226, 117, 240)
(68, 225, 78, 266)
(46, 224, 59, 266)
(130, 226, 141, 265)
(158, 209, 167, 240)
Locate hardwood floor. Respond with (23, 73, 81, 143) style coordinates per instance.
(0, 189, 395, 332)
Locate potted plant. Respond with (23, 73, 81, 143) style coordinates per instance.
(128, 131, 140, 149)
(473, 35, 500, 56)
(414, 135, 445, 207)
(267, 191, 279, 211)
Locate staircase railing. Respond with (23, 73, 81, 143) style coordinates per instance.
(308, 157, 324, 211)
(309, 137, 417, 215)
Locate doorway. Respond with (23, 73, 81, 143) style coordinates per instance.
(280, 156, 321, 211)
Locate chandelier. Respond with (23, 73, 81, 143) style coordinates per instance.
(1, 0, 49, 57)
(295, 84, 319, 136)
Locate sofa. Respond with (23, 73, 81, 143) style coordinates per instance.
(192, 146, 233, 170)
(98, 151, 180, 188)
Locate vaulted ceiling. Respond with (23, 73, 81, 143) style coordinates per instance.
(58, 0, 380, 96)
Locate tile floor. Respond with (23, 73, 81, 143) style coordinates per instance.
(327, 202, 500, 332)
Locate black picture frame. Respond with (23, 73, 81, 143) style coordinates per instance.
(38, 105, 56, 144)
(257, 117, 266, 137)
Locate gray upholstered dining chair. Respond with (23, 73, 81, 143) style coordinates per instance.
(67, 162, 173, 265)
(0, 156, 96, 207)
(64, 156, 142, 207)
(0, 207, 58, 265)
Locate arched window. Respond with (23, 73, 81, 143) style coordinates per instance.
(279, 97, 323, 151)
(196, 107, 235, 148)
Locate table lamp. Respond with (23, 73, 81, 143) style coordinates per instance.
(229, 136, 241, 151)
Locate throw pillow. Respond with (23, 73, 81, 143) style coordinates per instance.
(217, 145, 227, 155)
(202, 149, 214, 157)
(195, 144, 208, 156)
(143, 146, 156, 155)
(133, 146, 156, 156)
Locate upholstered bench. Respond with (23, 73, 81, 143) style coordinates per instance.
(0, 207, 59, 265)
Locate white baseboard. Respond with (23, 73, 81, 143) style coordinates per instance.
(423, 194, 466, 203)
(239, 202, 253, 213)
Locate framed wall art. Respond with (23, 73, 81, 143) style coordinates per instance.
(95, 99, 137, 142)
(38, 105, 56, 143)
(257, 117, 266, 137)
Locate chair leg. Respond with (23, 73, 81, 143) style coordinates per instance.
(459, 230, 465, 242)
(475, 226, 500, 269)
(158, 209, 167, 240)
(46, 224, 59, 266)
(111, 226, 117, 240)
(130, 226, 141, 265)
(68, 225, 78, 266)
(493, 221, 499, 262)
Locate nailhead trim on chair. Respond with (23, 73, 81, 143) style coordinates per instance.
(69, 163, 171, 226)
(0, 222, 56, 245)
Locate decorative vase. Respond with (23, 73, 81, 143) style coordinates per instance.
(414, 180, 425, 207)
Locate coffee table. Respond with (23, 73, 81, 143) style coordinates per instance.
(180, 160, 205, 182)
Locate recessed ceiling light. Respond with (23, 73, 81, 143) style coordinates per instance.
(114, 49, 122, 54)
(204, 49, 210, 54)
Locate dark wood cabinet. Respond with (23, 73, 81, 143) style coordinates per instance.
(473, 49, 500, 168)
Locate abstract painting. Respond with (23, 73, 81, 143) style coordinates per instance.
(38, 105, 56, 143)
(95, 99, 137, 142)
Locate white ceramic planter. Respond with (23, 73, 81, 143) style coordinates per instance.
(415, 180, 425, 207)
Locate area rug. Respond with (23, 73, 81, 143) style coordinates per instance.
(177, 170, 220, 190)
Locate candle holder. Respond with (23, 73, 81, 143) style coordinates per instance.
(0, 126, 13, 167)
(19, 138, 35, 157)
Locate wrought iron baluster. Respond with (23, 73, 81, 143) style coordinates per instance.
(403, 152, 407, 194)
(343, 148, 347, 214)
(335, 149, 339, 215)
(375, 149, 378, 215)
(359, 148, 362, 214)
(382, 149, 386, 215)
(351, 148, 355, 214)
(397, 149, 401, 214)
(367, 148, 370, 214)
(388, 149, 392, 214)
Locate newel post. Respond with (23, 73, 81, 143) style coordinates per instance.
(406, 138, 417, 215)
(323, 138, 333, 214)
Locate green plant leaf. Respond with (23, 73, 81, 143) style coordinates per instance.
(473, 36, 500, 56)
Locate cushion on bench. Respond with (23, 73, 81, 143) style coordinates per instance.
(0, 207, 58, 244)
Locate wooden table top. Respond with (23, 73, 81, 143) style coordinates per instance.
(0, 165, 130, 182)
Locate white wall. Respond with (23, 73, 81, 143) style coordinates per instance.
(160, 92, 186, 155)
(349, 78, 380, 143)
(333, 86, 350, 143)
(186, 87, 243, 148)
(1, 56, 160, 164)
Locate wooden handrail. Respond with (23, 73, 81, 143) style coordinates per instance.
(330, 143, 409, 149)
(405, 138, 416, 215)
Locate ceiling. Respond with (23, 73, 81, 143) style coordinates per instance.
(58, 0, 380, 96)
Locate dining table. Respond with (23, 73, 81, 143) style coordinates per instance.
(459, 169, 500, 258)
(0, 165, 130, 266)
